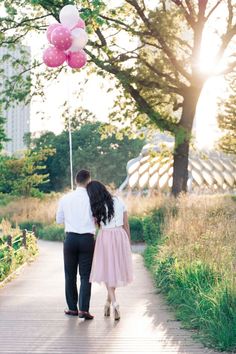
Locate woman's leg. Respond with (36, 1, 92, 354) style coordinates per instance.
(108, 286, 120, 320)
(107, 286, 117, 305)
(105, 284, 111, 303)
(104, 284, 115, 317)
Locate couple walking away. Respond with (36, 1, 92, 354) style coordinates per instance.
(56, 169, 133, 321)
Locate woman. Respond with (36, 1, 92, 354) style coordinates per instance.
(86, 180, 133, 321)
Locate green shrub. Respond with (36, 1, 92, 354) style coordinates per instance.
(38, 224, 65, 241)
(142, 208, 165, 245)
(129, 216, 144, 243)
(0, 193, 17, 206)
(0, 231, 38, 282)
(0, 261, 11, 281)
(143, 244, 159, 270)
(17, 221, 44, 232)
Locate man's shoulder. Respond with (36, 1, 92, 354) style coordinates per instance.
(59, 190, 74, 202)
(60, 189, 89, 202)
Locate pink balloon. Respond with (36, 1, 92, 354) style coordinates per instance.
(51, 25, 72, 51)
(67, 49, 87, 69)
(46, 23, 61, 43)
(43, 46, 66, 67)
(71, 18, 86, 30)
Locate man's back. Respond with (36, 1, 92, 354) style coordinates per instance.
(56, 187, 95, 234)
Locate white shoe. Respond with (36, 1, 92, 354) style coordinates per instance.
(113, 304, 120, 321)
(104, 300, 111, 317)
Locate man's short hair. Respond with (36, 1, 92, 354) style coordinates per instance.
(75, 169, 90, 185)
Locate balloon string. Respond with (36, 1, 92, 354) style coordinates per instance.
(67, 70, 74, 191)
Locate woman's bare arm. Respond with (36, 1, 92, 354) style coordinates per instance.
(123, 211, 131, 244)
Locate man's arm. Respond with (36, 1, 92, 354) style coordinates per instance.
(56, 199, 65, 224)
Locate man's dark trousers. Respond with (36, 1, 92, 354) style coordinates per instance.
(64, 232, 95, 312)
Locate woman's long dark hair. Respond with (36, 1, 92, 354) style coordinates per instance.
(86, 180, 114, 227)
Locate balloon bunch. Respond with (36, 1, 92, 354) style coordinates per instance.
(43, 5, 88, 69)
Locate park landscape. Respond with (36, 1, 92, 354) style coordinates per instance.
(0, 1, 236, 353)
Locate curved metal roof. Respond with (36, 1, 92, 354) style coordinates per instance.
(120, 145, 236, 192)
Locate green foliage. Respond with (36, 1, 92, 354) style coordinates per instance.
(28, 122, 143, 191)
(0, 193, 16, 206)
(143, 243, 159, 271)
(18, 221, 44, 232)
(129, 216, 144, 243)
(153, 258, 236, 351)
(0, 112, 8, 152)
(143, 200, 236, 352)
(0, 147, 55, 196)
(129, 208, 165, 244)
(142, 209, 165, 245)
(217, 75, 236, 155)
(0, 231, 38, 281)
(37, 224, 65, 241)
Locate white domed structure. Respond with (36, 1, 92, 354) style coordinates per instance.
(119, 144, 236, 193)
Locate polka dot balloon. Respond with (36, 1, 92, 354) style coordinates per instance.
(43, 5, 88, 69)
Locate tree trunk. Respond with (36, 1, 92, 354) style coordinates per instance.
(172, 87, 202, 197)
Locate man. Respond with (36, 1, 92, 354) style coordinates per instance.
(56, 169, 95, 320)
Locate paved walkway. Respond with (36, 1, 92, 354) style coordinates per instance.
(0, 241, 225, 354)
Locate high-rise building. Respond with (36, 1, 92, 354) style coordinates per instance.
(0, 45, 30, 155)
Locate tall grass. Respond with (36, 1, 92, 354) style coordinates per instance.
(122, 193, 171, 216)
(160, 194, 236, 277)
(144, 194, 236, 351)
(0, 194, 61, 225)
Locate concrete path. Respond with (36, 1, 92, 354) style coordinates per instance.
(0, 240, 225, 354)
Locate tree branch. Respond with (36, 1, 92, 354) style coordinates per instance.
(137, 57, 186, 94)
(1, 14, 50, 32)
(216, 24, 236, 63)
(184, 0, 197, 18)
(95, 28, 107, 47)
(205, 0, 223, 21)
(125, 0, 192, 82)
(216, 61, 236, 75)
(176, 1, 195, 28)
(98, 14, 150, 36)
(85, 48, 176, 133)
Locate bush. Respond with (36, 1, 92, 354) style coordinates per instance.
(143, 244, 159, 270)
(0, 231, 38, 282)
(37, 224, 65, 241)
(18, 221, 44, 232)
(0, 193, 17, 207)
(129, 216, 144, 243)
(142, 208, 165, 245)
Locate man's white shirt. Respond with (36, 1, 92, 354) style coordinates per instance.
(56, 187, 95, 234)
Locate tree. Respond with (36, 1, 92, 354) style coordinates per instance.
(29, 122, 144, 191)
(0, 112, 9, 151)
(217, 76, 236, 154)
(1, 1, 236, 195)
(0, 147, 55, 196)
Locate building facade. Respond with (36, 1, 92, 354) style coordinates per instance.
(0, 45, 30, 155)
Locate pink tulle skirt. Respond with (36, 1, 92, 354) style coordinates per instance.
(89, 227, 133, 287)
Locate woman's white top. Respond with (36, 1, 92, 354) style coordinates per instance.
(101, 197, 127, 229)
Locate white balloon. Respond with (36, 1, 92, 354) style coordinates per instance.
(71, 28, 88, 48)
(59, 5, 79, 29)
(68, 44, 81, 52)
